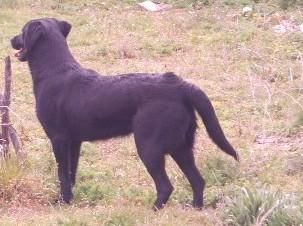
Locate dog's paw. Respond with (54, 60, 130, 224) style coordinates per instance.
(53, 196, 71, 205)
(152, 203, 165, 211)
(192, 200, 203, 210)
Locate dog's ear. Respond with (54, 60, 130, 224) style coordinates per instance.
(24, 20, 45, 51)
(58, 20, 71, 38)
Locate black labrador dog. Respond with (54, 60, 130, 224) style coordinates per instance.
(11, 18, 239, 210)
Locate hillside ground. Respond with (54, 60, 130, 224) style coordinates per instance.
(0, 0, 302, 225)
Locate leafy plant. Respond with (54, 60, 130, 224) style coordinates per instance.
(226, 187, 303, 226)
(226, 187, 279, 226)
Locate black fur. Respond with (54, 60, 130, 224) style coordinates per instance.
(11, 18, 239, 210)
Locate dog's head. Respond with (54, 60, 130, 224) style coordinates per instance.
(11, 18, 71, 62)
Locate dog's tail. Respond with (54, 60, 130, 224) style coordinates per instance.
(185, 84, 239, 161)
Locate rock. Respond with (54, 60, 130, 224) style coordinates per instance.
(242, 6, 253, 17)
(138, 1, 172, 12)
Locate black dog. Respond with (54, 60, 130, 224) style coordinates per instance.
(11, 18, 239, 210)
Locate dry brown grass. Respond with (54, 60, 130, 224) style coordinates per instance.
(0, 0, 302, 225)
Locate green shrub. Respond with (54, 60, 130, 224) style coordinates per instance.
(226, 187, 303, 226)
(226, 187, 280, 226)
(268, 196, 303, 226)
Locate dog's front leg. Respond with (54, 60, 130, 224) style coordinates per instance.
(70, 140, 81, 187)
(51, 136, 73, 204)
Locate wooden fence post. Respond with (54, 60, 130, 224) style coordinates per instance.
(0, 56, 12, 157)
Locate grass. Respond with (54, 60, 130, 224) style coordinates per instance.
(226, 187, 279, 226)
(0, 0, 303, 225)
(225, 187, 303, 226)
(0, 156, 26, 188)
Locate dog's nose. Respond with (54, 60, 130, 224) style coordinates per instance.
(11, 36, 23, 50)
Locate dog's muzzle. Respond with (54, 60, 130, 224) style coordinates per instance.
(11, 35, 28, 61)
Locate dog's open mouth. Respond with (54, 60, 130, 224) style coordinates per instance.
(14, 47, 28, 61)
(15, 48, 27, 58)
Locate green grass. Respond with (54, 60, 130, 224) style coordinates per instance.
(202, 156, 240, 187)
(0, 0, 302, 225)
(225, 187, 303, 226)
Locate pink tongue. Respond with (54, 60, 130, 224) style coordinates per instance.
(15, 48, 23, 57)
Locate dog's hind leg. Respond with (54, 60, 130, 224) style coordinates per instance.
(70, 140, 81, 187)
(136, 143, 173, 210)
(51, 136, 73, 203)
(171, 145, 205, 209)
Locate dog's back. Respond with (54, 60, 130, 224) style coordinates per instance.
(45, 70, 187, 142)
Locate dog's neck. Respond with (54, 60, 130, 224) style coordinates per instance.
(27, 37, 80, 83)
